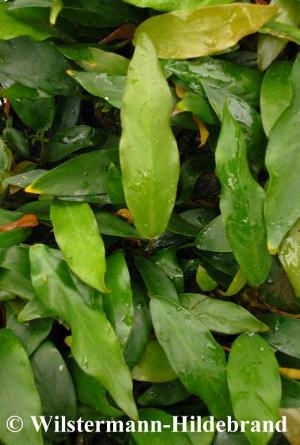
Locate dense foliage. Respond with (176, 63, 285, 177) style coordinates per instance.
(0, 0, 299, 444)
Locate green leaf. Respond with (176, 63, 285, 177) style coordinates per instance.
(84, 47, 129, 75)
(30, 244, 137, 419)
(45, 125, 105, 162)
(215, 107, 271, 286)
(258, 0, 300, 71)
(51, 199, 108, 293)
(0, 37, 75, 96)
(60, 0, 143, 28)
(3, 127, 30, 160)
(150, 296, 231, 417)
(227, 333, 281, 445)
(95, 210, 139, 238)
(134, 5, 277, 59)
(265, 55, 300, 253)
(68, 70, 126, 108)
(123, 0, 232, 11)
(50, 0, 63, 25)
(70, 359, 123, 416)
(103, 251, 133, 348)
(124, 283, 152, 370)
(260, 61, 293, 136)
(132, 408, 192, 445)
(279, 219, 300, 297)
(132, 339, 176, 382)
(196, 265, 217, 292)
(11, 97, 55, 131)
(138, 380, 189, 406)
(225, 269, 247, 297)
(26, 149, 118, 196)
(0, 209, 31, 248)
(164, 57, 262, 107)
(262, 314, 300, 358)
(152, 247, 184, 292)
(196, 215, 231, 253)
(135, 256, 179, 302)
(0, 3, 54, 41)
(180, 293, 269, 335)
(281, 376, 300, 408)
(0, 329, 42, 445)
(7, 314, 52, 355)
(31, 341, 77, 441)
(120, 33, 179, 239)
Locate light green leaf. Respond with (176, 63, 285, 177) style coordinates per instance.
(0, 3, 54, 41)
(260, 61, 292, 136)
(150, 296, 231, 417)
(196, 215, 231, 253)
(180, 293, 269, 335)
(68, 70, 126, 108)
(227, 333, 281, 445)
(26, 149, 118, 197)
(50, 0, 63, 25)
(279, 219, 300, 297)
(265, 55, 300, 253)
(123, 0, 231, 11)
(132, 340, 176, 382)
(215, 107, 271, 286)
(258, 0, 300, 71)
(51, 199, 108, 293)
(83, 47, 129, 75)
(120, 33, 179, 239)
(30, 244, 137, 419)
(134, 4, 277, 59)
(196, 265, 217, 292)
(0, 329, 43, 445)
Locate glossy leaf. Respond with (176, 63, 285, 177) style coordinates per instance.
(7, 314, 52, 356)
(123, 0, 232, 11)
(258, 0, 300, 71)
(215, 107, 271, 286)
(150, 296, 231, 417)
(132, 339, 176, 382)
(46, 125, 105, 162)
(196, 265, 217, 292)
(260, 61, 292, 136)
(0, 329, 43, 445)
(164, 57, 263, 107)
(263, 314, 300, 358)
(68, 71, 125, 108)
(31, 341, 77, 441)
(51, 199, 108, 293)
(103, 251, 133, 348)
(225, 269, 247, 296)
(134, 5, 277, 59)
(120, 33, 179, 239)
(85, 47, 129, 75)
(0, 37, 75, 96)
(196, 215, 231, 253)
(279, 219, 300, 297)
(135, 256, 179, 302)
(70, 360, 123, 417)
(0, 3, 54, 41)
(26, 149, 118, 196)
(95, 210, 139, 238)
(152, 247, 184, 292)
(138, 380, 189, 406)
(264, 55, 300, 253)
(30, 244, 137, 419)
(180, 293, 269, 335)
(11, 97, 55, 131)
(227, 333, 281, 445)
